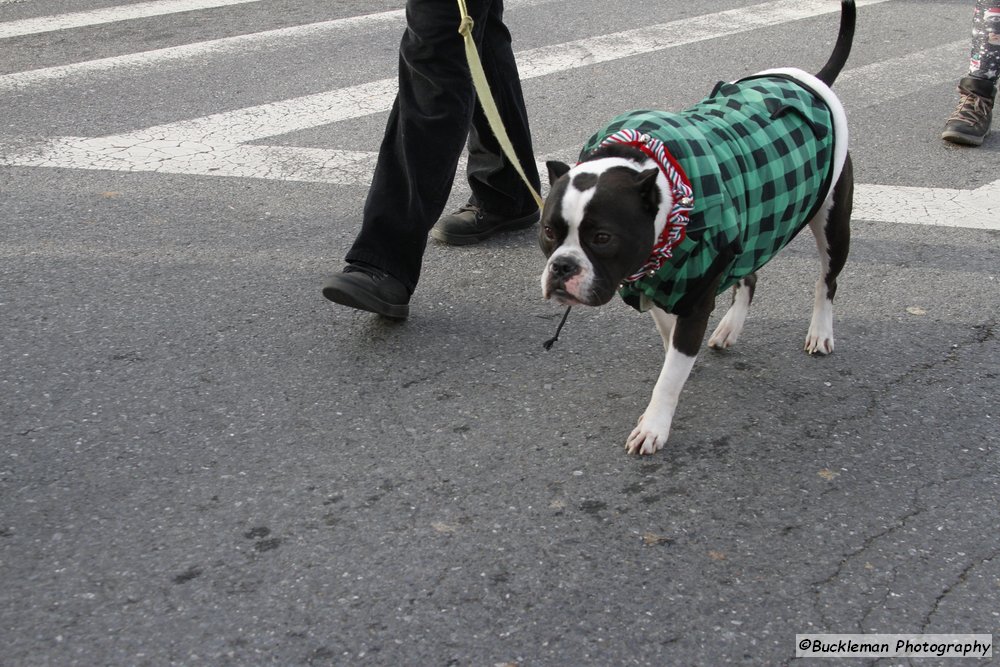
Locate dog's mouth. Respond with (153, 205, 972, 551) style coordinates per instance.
(547, 284, 618, 308)
(549, 287, 583, 306)
(544, 268, 592, 306)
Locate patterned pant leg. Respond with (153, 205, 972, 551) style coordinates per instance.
(968, 0, 1000, 82)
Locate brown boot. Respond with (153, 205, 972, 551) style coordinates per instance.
(942, 76, 996, 146)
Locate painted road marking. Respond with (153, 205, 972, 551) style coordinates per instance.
(0, 0, 263, 39)
(0, 16, 400, 91)
(855, 182, 1000, 230)
(1, 0, 889, 95)
(7, 133, 997, 230)
(0, 0, 557, 92)
(2, 0, 892, 147)
(2, 0, 997, 230)
(514, 0, 892, 80)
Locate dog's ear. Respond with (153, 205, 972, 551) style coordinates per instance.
(546, 160, 571, 185)
(634, 167, 661, 214)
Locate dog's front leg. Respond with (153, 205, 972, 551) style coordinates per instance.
(626, 299, 713, 456)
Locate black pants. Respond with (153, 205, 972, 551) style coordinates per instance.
(345, 0, 541, 294)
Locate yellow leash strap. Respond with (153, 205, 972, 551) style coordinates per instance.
(455, 0, 545, 211)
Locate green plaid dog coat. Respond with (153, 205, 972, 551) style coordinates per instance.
(581, 74, 838, 316)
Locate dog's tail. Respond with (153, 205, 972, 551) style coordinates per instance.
(815, 0, 856, 86)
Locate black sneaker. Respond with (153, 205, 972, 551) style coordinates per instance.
(321, 264, 410, 320)
(430, 203, 540, 246)
(942, 76, 996, 146)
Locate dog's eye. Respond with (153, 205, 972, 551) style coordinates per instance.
(543, 225, 556, 241)
(592, 232, 612, 245)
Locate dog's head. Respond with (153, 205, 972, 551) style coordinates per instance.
(539, 149, 669, 307)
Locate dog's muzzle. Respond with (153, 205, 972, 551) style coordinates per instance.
(543, 255, 588, 305)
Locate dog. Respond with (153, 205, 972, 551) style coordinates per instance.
(540, 1, 855, 456)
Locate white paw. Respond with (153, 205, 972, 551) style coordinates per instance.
(805, 314, 835, 355)
(805, 333, 833, 355)
(708, 288, 750, 350)
(625, 413, 672, 456)
(708, 316, 741, 350)
(806, 297, 834, 355)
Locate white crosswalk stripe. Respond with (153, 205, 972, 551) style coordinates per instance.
(0, 11, 405, 91)
(1, 0, 997, 230)
(0, 0, 555, 91)
(0, 0, 265, 39)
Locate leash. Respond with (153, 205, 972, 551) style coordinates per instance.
(541, 305, 572, 350)
(455, 1, 568, 348)
(455, 0, 544, 211)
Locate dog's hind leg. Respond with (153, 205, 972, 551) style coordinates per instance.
(708, 273, 757, 350)
(805, 153, 853, 355)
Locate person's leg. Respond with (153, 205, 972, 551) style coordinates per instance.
(344, 0, 485, 292)
(465, 0, 540, 215)
(969, 0, 1000, 81)
(432, 0, 542, 245)
(326, 0, 502, 316)
(943, 1, 1000, 145)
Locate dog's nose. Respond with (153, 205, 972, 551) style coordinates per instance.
(549, 258, 580, 280)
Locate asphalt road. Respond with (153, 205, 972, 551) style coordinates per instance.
(1, 1, 998, 665)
